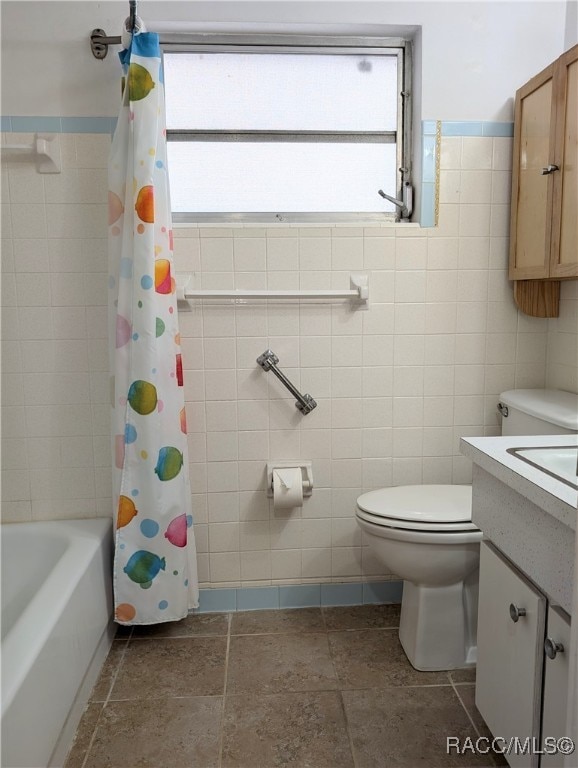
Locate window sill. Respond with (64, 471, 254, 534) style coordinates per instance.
(173, 221, 423, 230)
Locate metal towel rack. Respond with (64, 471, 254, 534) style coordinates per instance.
(257, 350, 317, 415)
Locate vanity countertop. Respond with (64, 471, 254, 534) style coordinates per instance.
(460, 434, 577, 530)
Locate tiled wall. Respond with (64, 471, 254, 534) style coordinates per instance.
(546, 280, 578, 394)
(1, 129, 558, 590)
(170, 133, 550, 589)
(1, 133, 111, 522)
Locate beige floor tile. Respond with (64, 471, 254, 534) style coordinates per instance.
(68, 603, 497, 768)
(83, 697, 222, 768)
(132, 612, 229, 638)
(329, 629, 449, 688)
(230, 607, 325, 635)
(342, 686, 493, 767)
(110, 637, 227, 699)
(323, 604, 401, 631)
(454, 685, 508, 766)
(63, 703, 103, 768)
(450, 667, 477, 684)
(90, 640, 128, 702)
(222, 691, 354, 767)
(227, 632, 339, 694)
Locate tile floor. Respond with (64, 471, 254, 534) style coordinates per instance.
(65, 605, 507, 768)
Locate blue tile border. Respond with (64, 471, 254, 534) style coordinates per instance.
(198, 588, 237, 613)
(1, 116, 117, 135)
(1, 116, 513, 140)
(421, 134, 436, 184)
(422, 120, 437, 136)
(363, 580, 404, 604)
(321, 582, 363, 606)
(237, 586, 280, 611)
(441, 121, 484, 136)
(194, 580, 403, 613)
(279, 584, 321, 609)
(481, 121, 514, 137)
(420, 121, 440, 228)
(10, 116, 63, 133)
(61, 116, 117, 134)
(420, 183, 436, 228)
(438, 120, 513, 137)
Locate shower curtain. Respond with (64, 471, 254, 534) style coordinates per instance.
(108, 31, 198, 624)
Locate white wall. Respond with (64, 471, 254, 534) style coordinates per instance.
(0, 1, 569, 120)
(565, 0, 578, 48)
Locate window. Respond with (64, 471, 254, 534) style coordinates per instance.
(163, 35, 412, 223)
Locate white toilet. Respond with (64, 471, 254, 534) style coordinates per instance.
(356, 388, 578, 672)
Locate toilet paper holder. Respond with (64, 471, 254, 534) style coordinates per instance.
(266, 462, 313, 498)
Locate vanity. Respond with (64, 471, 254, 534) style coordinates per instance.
(460, 434, 578, 768)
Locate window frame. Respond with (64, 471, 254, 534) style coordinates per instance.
(161, 34, 413, 224)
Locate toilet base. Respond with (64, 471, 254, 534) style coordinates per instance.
(398, 572, 479, 671)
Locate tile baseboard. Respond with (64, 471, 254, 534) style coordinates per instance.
(195, 580, 403, 613)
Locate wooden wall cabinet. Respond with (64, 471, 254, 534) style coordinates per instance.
(509, 44, 578, 317)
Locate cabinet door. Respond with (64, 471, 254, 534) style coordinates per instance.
(550, 44, 578, 279)
(541, 606, 571, 768)
(476, 542, 546, 768)
(509, 61, 558, 280)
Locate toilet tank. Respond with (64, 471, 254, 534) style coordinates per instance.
(499, 389, 578, 436)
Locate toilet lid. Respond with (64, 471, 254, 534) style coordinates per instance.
(356, 485, 473, 525)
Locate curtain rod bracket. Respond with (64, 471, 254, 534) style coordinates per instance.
(90, 29, 116, 60)
(90, 28, 132, 59)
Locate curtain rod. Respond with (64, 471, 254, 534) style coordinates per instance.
(89, 29, 408, 60)
(89, 29, 217, 59)
(129, 0, 137, 33)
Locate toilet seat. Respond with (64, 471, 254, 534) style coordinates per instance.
(356, 514, 483, 545)
(356, 485, 479, 533)
(356, 508, 479, 532)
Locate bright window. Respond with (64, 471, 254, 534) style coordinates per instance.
(163, 35, 412, 222)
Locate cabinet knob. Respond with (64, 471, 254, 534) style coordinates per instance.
(509, 603, 527, 622)
(544, 637, 564, 660)
(541, 164, 560, 175)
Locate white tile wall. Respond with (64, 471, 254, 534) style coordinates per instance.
(546, 281, 578, 394)
(1, 133, 109, 523)
(1, 132, 555, 588)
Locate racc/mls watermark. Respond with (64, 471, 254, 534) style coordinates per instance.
(447, 736, 576, 757)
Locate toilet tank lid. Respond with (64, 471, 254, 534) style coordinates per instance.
(499, 389, 578, 431)
(356, 485, 473, 523)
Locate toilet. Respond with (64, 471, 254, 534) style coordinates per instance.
(356, 388, 578, 672)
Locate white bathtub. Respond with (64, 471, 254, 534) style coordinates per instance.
(1, 519, 114, 768)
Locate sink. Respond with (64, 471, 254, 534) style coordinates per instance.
(507, 445, 578, 490)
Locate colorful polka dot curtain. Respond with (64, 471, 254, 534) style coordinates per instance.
(108, 32, 199, 624)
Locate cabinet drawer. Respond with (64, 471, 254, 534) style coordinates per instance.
(476, 541, 546, 768)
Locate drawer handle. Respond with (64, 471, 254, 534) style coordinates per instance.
(510, 603, 527, 622)
(544, 638, 564, 660)
(541, 164, 560, 175)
